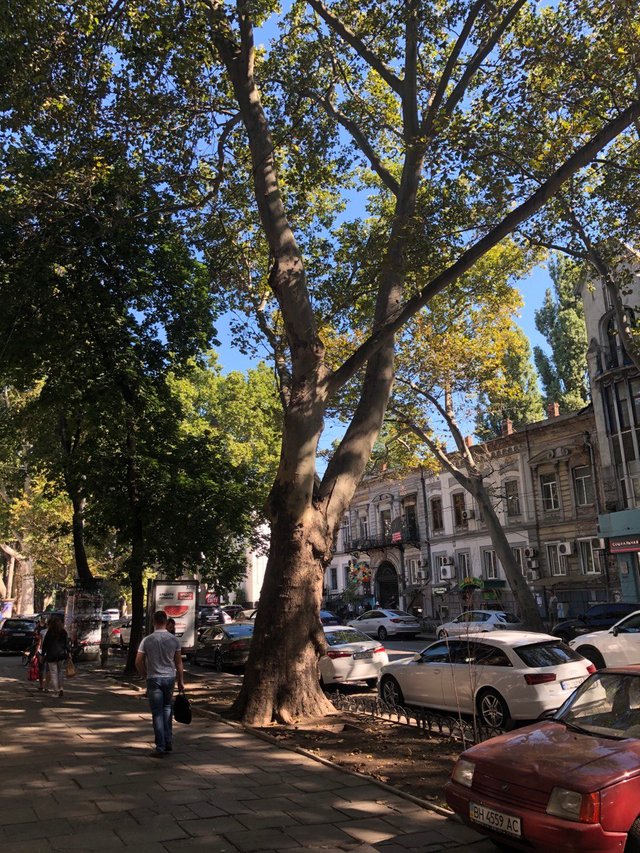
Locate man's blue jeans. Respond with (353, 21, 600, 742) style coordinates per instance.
(147, 676, 175, 752)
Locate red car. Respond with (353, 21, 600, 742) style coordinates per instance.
(446, 667, 640, 852)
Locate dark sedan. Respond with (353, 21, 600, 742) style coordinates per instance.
(192, 623, 254, 671)
(552, 601, 637, 643)
(0, 618, 37, 652)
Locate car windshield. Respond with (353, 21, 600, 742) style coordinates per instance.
(497, 612, 520, 624)
(3, 620, 35, 630)
(325, 629, 371, 646)
(224, 624, 254, 638)
(557, 672, 640, 739)
(514, 641, 584, 667)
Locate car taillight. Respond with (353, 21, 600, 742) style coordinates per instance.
(390, 618, 402, 623)
(586, 664, 596, 674)
(228, 641, 247, 651)
(327, 650, 353, 659)
(373, 646, 385, 654)
(524, 673, 557, 685)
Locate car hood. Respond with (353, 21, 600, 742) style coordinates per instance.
(569, 629, 610, 647)
(464, 721, 640, 792)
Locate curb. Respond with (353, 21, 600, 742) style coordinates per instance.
(103, 668, 456, 820)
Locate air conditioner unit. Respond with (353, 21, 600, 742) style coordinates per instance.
(527, 569, 540, 582)
(558, 541, 574, 556)
(524, 547, 537, 559)
(461, 509, 476, 521)
(526, 559, 539, 569)
(440, 566, 454, 580)
(416, 571, 424, 580)
(591, 537, 606, 551)
(442, 556, 456, 565)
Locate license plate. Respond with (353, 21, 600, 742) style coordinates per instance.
(561, 677, 583, 690)
(353, 650, 373, 660)
(13, 633, 25, 637)
(470, 803, 521, 837)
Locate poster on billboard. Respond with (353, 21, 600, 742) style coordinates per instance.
(148, 580, 198, 650)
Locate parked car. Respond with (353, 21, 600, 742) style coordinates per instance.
(239, 608, 339, 625)
(192, 623, 255, 670)
(378, 631, 595, 728)
(0, 618, 38, 653)
(222, 605, 245, 620)
(569, 609, 640, 669)
(197, 606, 231, 626)
(347, 609, 420, 640)
(446, 667, 640, 852)
(552, 600, 638, 643)
(109, 620, 132, 647)
(101, 608, 121, 622)
(436, 610, 523, 639)
(319, 626, 389, 688)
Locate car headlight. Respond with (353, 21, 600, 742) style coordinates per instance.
(546, 788, 600, 823)
(451, 759, 475, 788)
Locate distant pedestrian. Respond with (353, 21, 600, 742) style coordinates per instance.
(41, 616, 70, 697)
(166, 618, 176, 635)
(135, 610, 185, 757)
(100, 620, 110, 667)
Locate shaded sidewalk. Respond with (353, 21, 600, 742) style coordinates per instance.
(0, 660, 498, 852)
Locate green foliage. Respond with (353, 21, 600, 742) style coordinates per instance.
(533, 255, 589, 412)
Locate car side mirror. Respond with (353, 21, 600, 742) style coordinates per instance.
(412, 653, 423, 662)
(612, 626, 619, 637)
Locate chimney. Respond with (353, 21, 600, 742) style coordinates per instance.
(501, 418, 513, 436)
(547, 402, 560, 419)
(464, 435, 474, 447)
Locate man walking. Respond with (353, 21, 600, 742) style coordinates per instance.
(136, 610, 185, 757)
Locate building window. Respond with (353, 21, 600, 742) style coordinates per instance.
(573, 466, 594, 507)
(431, 497, 443, 531)
(359, 515, 369, 539)
(483, 550, 498, 580)
(407, 559, 418, 583)
(340, 516, 351, 550)
(540, 473, 560, 511)
(546, 544, 567, 577)
(578, 540, 601, 575)
(457, 552, 470, 579)
(453, 492, 467, 527)
(344, 565, 351, 588)
(379, 509, 392, 541)
(403, 502, 419, 540)
(512, 547, 525, 576)
(505, 480, 521, 517)
(330, 567, 338, 590)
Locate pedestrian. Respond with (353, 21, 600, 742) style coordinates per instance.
(100, 619, 110, 667)
(135, 609, 185, 758)
(41, 616, 70, 698)
(35, 615, 48, 691)
(166, 617, 176, 635)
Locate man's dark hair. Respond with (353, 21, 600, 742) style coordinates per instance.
(153, 610, 168, 626)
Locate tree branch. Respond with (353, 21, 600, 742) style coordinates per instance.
(307, 0, 404, 96)
(327, 97, 640, 395)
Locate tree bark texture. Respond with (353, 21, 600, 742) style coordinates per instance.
(71, 491, 93, 582)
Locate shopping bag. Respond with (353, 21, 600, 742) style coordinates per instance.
(65, 657, 77, 678)
(173, 692, 192, 725)
(28, 655, 40, 682)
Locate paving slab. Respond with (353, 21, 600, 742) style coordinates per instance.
(0, 655, 499, 852)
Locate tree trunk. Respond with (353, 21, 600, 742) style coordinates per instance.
(471, 482, 544, 632)
(123, 420, 146, 676)
(71, 491, 93, 582)
(232, 510, 337, 725)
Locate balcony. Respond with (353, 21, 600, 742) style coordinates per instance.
(345, 523, 420, 553)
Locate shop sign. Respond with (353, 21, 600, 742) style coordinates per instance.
(432, 586, 448, 596)
(460, 576, 484, 589)
(610, 537, 640, 554)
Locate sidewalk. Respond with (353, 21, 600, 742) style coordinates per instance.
(0, 661, 498, 852)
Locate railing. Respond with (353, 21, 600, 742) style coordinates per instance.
(344, 524, 420, 552)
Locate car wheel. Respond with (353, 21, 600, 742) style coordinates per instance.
(377, 626, 388, 641)
(380, 675, 404, 706)
(575, 646, 606, 669)
(365, 678, 377, 689)
(627, 817, 640, 852)
(477, 689, 512, 729)
(213, 650, 224, 672)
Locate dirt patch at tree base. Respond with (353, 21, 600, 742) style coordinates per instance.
(187, 678, 463, 808)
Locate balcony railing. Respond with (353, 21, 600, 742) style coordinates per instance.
(344, 523, 420, 552)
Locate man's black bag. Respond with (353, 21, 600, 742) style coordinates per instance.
(174, 692, 192, 725)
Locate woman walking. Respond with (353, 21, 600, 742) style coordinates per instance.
(41, 616, 70, 697)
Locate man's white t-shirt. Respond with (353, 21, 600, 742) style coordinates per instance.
(138, 629, 181, 678)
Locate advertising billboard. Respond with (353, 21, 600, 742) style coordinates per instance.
(148, 580, 198, 650)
